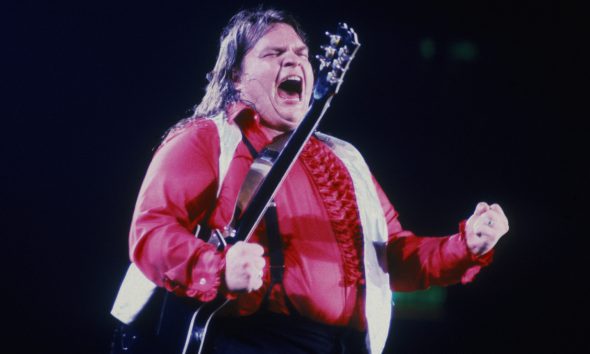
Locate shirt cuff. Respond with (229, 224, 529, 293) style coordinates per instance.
(162, 243, 225, 302)
(458, 220, 494, 284)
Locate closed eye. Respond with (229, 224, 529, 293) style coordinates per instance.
(261, 49, 284, 58)
(295, 46, 309, 59)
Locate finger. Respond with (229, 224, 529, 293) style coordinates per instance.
(474, 202, 490, 216)
(480, 210, 509, 229)
(247, 267, 264, 291)
(476, 223, 508, 241)
(253, 256, 266, 270)
(490, 203, 507, 219)
(466, 203, 487, 227)
(474, 225, 497, 238)
(242, 259, 265, 275)
(248, 274, 263, 292)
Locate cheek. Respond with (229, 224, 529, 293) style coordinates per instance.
(241, 76, 271, 101)
(306, 63, 314, 78)
(248, 71, 275, 96)
(304, 66, 314, 88)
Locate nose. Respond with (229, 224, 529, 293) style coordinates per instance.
(281, 50, 301, 68)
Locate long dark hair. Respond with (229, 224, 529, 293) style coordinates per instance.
(168, 8, 307, 135)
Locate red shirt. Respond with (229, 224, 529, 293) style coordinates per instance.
(129, 104, 493, 329)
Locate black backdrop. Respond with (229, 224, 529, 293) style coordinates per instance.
(2, 0, 585, 353)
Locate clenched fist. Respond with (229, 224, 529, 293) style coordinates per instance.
(465, 202, 509, 256)
(225, 241, 266, 292)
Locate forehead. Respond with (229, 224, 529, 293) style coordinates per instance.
(251, 23, 307, 51)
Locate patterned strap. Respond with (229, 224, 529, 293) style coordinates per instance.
(239, 134, 285, 288)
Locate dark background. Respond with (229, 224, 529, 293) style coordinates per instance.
(2, 0, 585, 353)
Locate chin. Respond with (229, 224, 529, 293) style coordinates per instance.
(276, 121, 299, 132)
(284, 110, 306, 124)
(285, 117, 304, 129)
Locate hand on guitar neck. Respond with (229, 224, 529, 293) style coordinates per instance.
(224, 241, 266, 292)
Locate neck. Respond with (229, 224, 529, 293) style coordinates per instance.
(259, 121, 295, 140)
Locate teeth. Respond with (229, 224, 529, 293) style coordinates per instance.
(282, 75, 301, 83)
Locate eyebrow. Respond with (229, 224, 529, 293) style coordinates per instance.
(294, 45, 309, 52)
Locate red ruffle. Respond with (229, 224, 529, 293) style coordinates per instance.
(300, 137, 365, 287)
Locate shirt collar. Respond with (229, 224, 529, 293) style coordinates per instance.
(225, 101, 273, 151)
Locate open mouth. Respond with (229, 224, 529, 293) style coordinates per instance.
(277, 75, 302, 101)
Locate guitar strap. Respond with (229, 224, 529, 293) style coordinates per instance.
(240, 134, 285, 290)
(239, 133, 301, 315)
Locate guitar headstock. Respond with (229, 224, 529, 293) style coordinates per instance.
(313, 23, 360, 100)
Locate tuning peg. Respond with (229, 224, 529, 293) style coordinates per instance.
(332, 60, 342, 71)
(330, 34, 341, 46)
(338, 46, 350, 61)
(321, 45, 336, 59)
(327, 71, 341, 85)
(337, 56, 350, 67)
(315, 55, 331, 70)
(325, 31, 342, 46)
(339, 55, 350, 67)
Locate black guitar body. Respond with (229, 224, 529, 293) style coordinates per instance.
(110, 290, 224, 354)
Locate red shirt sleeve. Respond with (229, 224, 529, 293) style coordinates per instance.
(372, 177, 494, 292)
(129, 120, 226, 302)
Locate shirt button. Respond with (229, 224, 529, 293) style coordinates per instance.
(199, 278, 207, 286)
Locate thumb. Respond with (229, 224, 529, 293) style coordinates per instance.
(243, 243, 264, 256)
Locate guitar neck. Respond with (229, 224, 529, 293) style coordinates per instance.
(228, 22, 360, 245)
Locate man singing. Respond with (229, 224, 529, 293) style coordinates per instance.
(111, 7, 509, 354)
